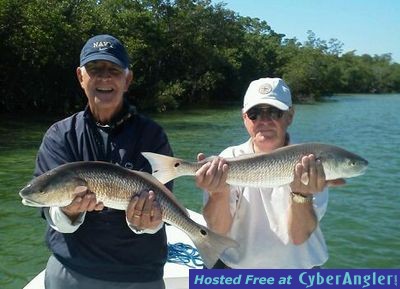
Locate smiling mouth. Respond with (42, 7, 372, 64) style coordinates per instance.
(258, 129, 275, 134)
(96, 87, 113, 93)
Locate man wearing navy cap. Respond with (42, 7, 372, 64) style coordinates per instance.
(33, 34, 173, 288)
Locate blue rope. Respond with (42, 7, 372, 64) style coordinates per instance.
(167, 242, 204, 268)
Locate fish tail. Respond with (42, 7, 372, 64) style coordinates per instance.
(141, 152, 184, 184)
(192, 225, 238, 269)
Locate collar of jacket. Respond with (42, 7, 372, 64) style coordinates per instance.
(83, 100, 137, 131)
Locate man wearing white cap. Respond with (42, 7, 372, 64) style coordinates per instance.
(196, 77, 343, 268)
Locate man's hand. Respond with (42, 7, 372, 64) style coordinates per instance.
(195, 153, 230, 195)
(61, 186, 104, 222)
(290, 154, 345, 196)
(126, 190, 162, 231)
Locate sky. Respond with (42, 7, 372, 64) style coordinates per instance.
(213, 0, 400, 63)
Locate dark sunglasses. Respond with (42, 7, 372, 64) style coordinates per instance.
(246, 106, 284, 121)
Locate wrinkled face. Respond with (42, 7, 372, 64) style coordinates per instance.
(243, 105, 294, 153)
(76, 60, 133, 117)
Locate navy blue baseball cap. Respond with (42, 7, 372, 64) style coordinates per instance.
(80, 34, 130, 68)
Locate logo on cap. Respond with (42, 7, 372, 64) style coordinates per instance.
(258, 83, 272, 94)
(93, 41, 114, 51)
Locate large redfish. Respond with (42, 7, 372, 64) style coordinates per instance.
(19, 161, 238, 268)
(142, 143, 368, 187)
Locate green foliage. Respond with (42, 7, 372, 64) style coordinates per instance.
(0, 0, 399, 114)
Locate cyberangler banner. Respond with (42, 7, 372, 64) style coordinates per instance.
(190, 269, 399, 289)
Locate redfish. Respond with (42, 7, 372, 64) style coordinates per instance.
(19, 161, 238, 268)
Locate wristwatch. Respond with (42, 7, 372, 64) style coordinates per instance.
(291, 192, 313, 204)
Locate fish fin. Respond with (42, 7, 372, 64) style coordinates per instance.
(301, 172, 309, 185)
(192, 225, 239, 269)
(141, 152, 183, 184)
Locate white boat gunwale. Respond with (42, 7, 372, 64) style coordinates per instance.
(23, 209, 205, 289)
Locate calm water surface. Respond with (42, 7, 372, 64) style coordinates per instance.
(0, 94, 399, 288)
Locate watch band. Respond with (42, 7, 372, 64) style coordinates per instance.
(291, 192, 313, 204)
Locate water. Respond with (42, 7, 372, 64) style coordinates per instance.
(1, 94, 399, 288)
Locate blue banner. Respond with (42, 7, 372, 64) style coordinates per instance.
(190, 269, 399, 289)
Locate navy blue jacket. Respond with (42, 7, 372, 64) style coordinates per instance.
(34, 103, 173, 282)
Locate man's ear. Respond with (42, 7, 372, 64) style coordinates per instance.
(286, 107, 295, 125)
(125, 70, 133, 92)
(76, 67, 83, 86)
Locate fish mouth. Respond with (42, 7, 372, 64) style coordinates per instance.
(353, 164, 368, 177)
(21, 198, 45, 207)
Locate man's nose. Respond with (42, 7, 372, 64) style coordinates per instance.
(98, 69, 111, 79)
(257, 111, 273, 120)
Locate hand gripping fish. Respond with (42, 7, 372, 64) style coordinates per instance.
(19, 161, 238, 268)
(142, 143, 368, 187)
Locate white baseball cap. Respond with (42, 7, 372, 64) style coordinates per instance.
(242, 77, 292, 112)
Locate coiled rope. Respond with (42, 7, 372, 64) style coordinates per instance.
(167, 242, 204, 268)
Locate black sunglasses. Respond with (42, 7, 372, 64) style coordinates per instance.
(246, 106, 284, 121)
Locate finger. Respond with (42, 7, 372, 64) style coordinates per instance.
(217, 160, 228, 184)
(149, 201, 163, 229)
(222, 162, 229, 173)
(195, 162, 211, 184)
(308, 154, 317, 189)
(206, 157, 219, 177)
(209, 158, 224, 187)
(73, 186, 89, 198)
(85, 194, 99, 211)
(315, 158, 326, 190)
(79, 193, 96, 211)
(197, 153, 206, 162)
(126, 195, 139, 221)
(141, 191, 154, 223)
(70, 187, 93, 210)
(132, 190, 149, 226)
(127, 194, 143, 227)
(217, 158, 227, 171)
(62, 195, 83, 212)
(300, 155, 311, 185)
(294, 162, 303, 185)
(94, 202, 104, 211)
(302, 155, 310, 172)
(135, 190, 149, 212)
(202, 158, 218, 187)
(152, 200, 162, 221)
(220, 163, 229, 183)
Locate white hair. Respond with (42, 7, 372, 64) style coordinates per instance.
(80, 65, 130, 75)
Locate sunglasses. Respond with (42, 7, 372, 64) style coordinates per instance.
(246, 106, 284, 121)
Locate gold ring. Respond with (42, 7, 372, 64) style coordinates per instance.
(133, 214, 141, 218)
